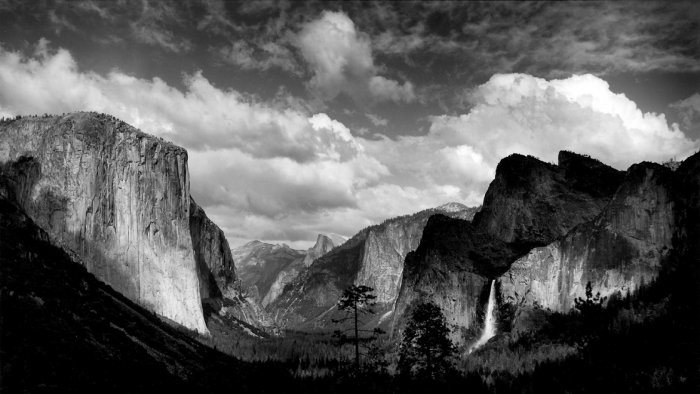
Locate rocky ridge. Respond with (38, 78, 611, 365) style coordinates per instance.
(269, 203, 479, 329)
(499, 155, 698, 313)
(392, 152, 626, 342)
(262, 234, 335, 306)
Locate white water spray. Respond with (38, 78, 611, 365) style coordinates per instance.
(469, 280, 496, 353)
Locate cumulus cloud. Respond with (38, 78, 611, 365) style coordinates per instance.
(669, 93, 700, 137)
(436, 74, 698, 169)
(0, 40, 696, 248)
(295, 11, 415, 103)
(0, 40, 360, 163)
(0, 40, 394, 247)
(363, 73, 699, 212)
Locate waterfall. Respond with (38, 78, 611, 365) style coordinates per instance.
(469, 280, 497, 354)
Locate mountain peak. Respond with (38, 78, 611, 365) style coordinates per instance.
(313, 234, 334, 249)
(435, 202, 469, 213)
(304, 234, 335, 267)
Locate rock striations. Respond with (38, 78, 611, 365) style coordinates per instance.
(0, 113, 236, 334)
(268, 204, 479, 329)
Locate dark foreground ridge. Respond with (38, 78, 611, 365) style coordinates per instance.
(0, 195, 243, 392)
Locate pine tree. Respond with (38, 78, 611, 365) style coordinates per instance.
(332, 285, 383, 372)
(398, 301, 456, 380)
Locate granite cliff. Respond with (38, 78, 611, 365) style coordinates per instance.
(499, 154, 698, 312)
(392, 152, 626, 342)
(0, 113, 236, 334)
(233, 240, 306, 303)
(262, 234, 335, 306)
(190, 199, 237, 301)
(269, 203, 478, 329)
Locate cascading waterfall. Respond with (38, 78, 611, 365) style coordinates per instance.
(468, 280, 497, 354)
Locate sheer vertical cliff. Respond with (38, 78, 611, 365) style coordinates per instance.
(392, 152, 625, 340)
(499, 156, 697, 312)
(473, 151, 624, 247)
(0, 113, 233, 334)
(190, 198, 237, 300)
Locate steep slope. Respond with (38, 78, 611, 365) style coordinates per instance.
(269, 204, 479, 329)
(392, 152, 625, 341)
(233, 240, 306, 301)
(499, 154, 698, 312)
(0, 193, 246, 392)
(302, 234, 336, 267)
(0, 113, 234, 334)
(395, 215, 522, 343)
(190, 198, 237, 300)
(263, 234, 335, 306)
(473, 151, 624, 248)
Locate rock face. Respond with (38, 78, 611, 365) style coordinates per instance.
(394, 216, 521, 343)
(474, 151, 624, 248)
(303, 234, 335, 267)
(0, 113, 234, 334)
(262, 234, 335, 306)
(189, 199, 237, 300)
(269, 204, 478, 329)
(0, 193, 247, 391)
(233, 240, 306, 302)
(499, 161, 683, 312)
(392, 152, 625, 341)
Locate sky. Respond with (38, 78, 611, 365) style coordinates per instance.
(0, 0, 698, 249)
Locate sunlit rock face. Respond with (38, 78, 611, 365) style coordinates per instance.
(269, 204, 478, 329)
(393, 216, 517, 344)
(303, 234, 335, 267)
(499, 161, 680, 312)
(0, 113, 220, 334)
(262, 234, 335, 306)
(233, 240, 305, 302)
(393, 152, 625, 339)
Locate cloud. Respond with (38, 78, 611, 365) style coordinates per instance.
(75, 0, 113, 20)
(219, 40, 300, 75)
(196, 0, 241, 36)
(366, 113, 388, 127)
(0, 40, 392, 247)
(0, 41, 367, 163)
(362, 73, 699, 214)
(48, 9, 78, 34)
(360, 1, 700, 81)
(295, 11, 415, 103)
(0, 40, 696, 249)
(669, 93, 700, 137)
(129, 1, 191, 53)
(436, 73, 698, 169)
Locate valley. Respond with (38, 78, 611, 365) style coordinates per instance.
(1, 113, 698, 392)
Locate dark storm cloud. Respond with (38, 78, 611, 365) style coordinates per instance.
(348, 2, 700, 78)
